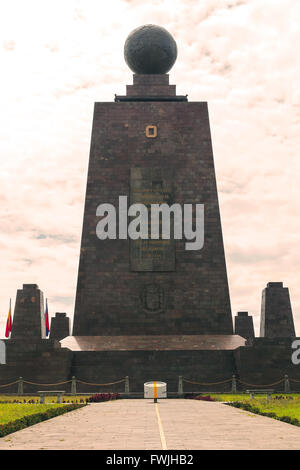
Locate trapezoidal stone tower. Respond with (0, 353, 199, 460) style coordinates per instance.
(72, 25, 233, 338)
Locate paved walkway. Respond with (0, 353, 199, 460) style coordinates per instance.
(0, 399, 300, 450)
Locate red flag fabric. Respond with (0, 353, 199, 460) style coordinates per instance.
(5, 299, 12, 338)
(45, 299, 50, 337)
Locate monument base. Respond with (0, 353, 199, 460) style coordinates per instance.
(61, 335, 245, 393)
(1, 336, 300, 393)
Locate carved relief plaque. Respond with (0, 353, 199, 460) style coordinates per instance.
(130, 168, 175, 271)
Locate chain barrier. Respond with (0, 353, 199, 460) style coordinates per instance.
(0, 377, 125, 388)
(22, 380, 72, 386)
(0, 376, 297, 390)
(0, 380, 19, 388)
(237, 378, 284, 387)
(183, 377, 232, 386)
(182, 377, 286, 388)
(76, 378, 126, 387)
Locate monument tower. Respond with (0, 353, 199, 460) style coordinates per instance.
(72, 24, 233, 337)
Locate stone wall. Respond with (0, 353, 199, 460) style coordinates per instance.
(71, 349, 236, 393)
(0, 340, 73, 393)
(234, 338, 300, 392)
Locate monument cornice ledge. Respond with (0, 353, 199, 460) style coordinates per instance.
(60, 335, 246, 352)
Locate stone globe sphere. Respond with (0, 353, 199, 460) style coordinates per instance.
(124, 24, 177, 74)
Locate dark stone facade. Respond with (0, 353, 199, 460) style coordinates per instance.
(70, 349, 237, 393)
(234, 338, 298, 392)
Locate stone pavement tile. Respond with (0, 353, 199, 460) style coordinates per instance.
(0, 399, 300, 450)
(158, 400, 300, 450)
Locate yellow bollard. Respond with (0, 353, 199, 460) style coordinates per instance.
(154, 381, 158, 403)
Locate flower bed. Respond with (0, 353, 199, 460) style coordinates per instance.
(87, 393, 120, 403)
(184, 394, 215, 401)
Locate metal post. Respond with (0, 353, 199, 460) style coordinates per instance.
(71, 376, 77, 395)
(125, 376, 129, 394)
(178, 376, 183, 396)
(284, 374, 290, 393)
(18, 377, 23, 395)
(231, 375, 237, 393)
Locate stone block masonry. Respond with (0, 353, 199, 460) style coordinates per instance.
(73, 74, 233, 336)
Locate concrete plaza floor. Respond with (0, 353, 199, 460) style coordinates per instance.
(0, 399, 300, 450)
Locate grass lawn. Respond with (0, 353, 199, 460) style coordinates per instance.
(210, 393, 300, 423)
(0, 402, 86, 437)
(0, 403, 66, 425)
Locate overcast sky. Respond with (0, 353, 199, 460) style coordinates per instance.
(0, 0, 299, 337)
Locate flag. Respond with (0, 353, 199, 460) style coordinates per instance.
(45, 299, 50, 337)
(5, 299, 12, 338)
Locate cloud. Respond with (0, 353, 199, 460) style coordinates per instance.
(51, 296, 74, 306)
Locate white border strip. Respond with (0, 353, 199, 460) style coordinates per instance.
(155, 403, 168, 450)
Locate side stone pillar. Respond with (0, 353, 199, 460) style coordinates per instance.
(11, 284, 46, 339)
(125, 376, 130, 393)
(231, 375, 237, 393)
(18, 377, 24, 395)
(284, 374, 290, 393)
(260, 282, 295, 338)
(71, 376, 77, 395)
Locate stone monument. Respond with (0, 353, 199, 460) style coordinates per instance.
(72, 24, 233, 337)
(1, 25, 299, 393)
